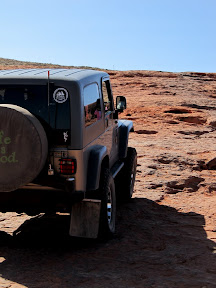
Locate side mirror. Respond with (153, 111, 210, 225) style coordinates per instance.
(116, 96, 127, 112)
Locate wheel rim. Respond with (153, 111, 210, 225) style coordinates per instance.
(107, 186, 112, 225)
(130, 159, 137, 196)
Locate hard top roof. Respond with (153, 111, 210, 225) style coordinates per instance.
(0, 68, 109, 82)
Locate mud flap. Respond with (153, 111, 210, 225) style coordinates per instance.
(69, 199, 101, 239)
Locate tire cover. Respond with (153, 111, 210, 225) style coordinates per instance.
(0, 104, 48, 192)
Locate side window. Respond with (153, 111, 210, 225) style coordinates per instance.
(84, 83, 102, 127)
(102, 80, 113, 113)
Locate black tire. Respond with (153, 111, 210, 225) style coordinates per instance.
(0, 104, 48, 192)
(116, 147, 137, 202)
(98, 168, 116, 237)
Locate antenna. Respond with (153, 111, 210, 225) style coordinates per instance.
(48, 70, 50, 107)
(48, 70, 50, 124)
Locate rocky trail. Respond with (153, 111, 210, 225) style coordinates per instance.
(0, 65, 216, 287)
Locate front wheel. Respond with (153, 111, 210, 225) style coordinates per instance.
(98, 168, 116, 237)
(116, 147, 137, 202)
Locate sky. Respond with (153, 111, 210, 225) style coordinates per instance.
(1, 0, 216, 72)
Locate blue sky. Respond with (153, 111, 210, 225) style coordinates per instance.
(1, 0, 216, 72)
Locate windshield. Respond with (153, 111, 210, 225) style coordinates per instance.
(0, 85, 71, 145)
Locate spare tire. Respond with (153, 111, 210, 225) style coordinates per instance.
(0, 104, 48, 192)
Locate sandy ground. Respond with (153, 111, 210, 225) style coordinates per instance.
(0, 66, 216, 287)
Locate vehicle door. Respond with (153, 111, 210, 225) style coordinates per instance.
(101, 78, 118, 167)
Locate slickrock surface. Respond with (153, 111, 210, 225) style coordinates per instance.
(1, 65, 216, 287)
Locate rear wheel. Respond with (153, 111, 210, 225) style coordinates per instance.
(98, 168, 116, 237)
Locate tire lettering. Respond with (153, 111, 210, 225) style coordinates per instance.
(0, 130, 18, 163)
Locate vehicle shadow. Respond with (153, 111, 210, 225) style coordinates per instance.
(0, 198, 216, 288)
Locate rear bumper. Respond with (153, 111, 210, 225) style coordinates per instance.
(0, 180, 85, 214)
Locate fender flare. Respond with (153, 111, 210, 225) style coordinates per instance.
(118, 120, 134, 159)
(86, 145, 108, 191)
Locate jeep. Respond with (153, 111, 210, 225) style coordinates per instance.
(0, 69, 137, 238)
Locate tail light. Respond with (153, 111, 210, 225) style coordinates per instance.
(59, 158, 76, 175)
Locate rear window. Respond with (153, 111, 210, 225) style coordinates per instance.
(0, 85, 71, 145)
